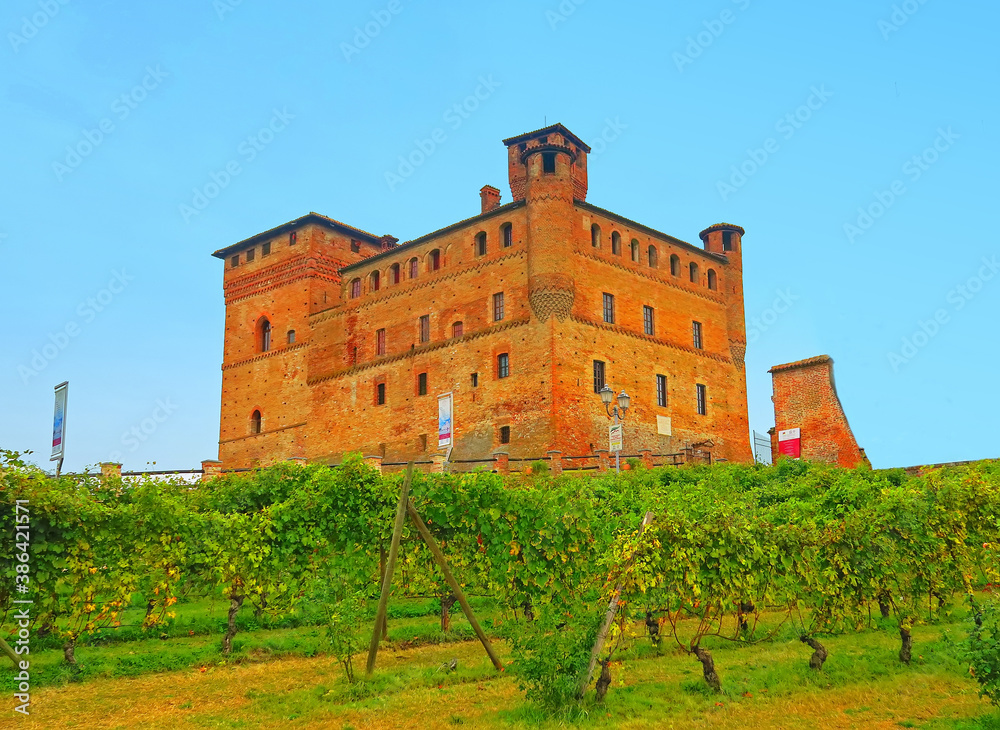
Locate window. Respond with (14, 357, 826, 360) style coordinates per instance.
(670, 254, 681, 277)
(390, 263, 401, 284)
(497, 353, 510, 379)
(611, 232, 622, 255)
(648, 245, 658, 268)
(419, 315, 430, 343)
(657, 375, 667, 407)
(259, 319, 271, 353)
(251, 410, 262, 434)
(593, 360, 606, 394)
(409, 257, 418, 279)
(643, 306, 655, 336)
(542, 152, 556, 174)
(262, 242, 271, 257)
(418, 372, 428, 396)
(722, 231, 734, 251)
(602, 293, 615, 324)
(246, 247, 255, 262)
(502, 223, 513, 248)
(375, 328, 386, 356)
(350, 240, 360, 253)
(689, 262, 699, 284)
(350, 278, 361, 299)
(591, 224, 602, 249)
(230, 255, 239, 268)
(377, 382, 386, 406)
(370, 270, 380, 292)
(499, 426, 511, 444)
(419, 434, 428, 451)
(287, 330, 296, 345)
(493, 292, 505, 322)
(429, 249, 441, 271)
(452, 321, 464, 338)
(707, 269, 718, 291)
(693, 321, 703, 349)
(696, 384, 707, 415)
(471, 372, 479, 388)
(289, 231, 297, 246)
(476, 232, 487, 257)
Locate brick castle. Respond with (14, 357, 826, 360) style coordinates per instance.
(211, 124, 753, 469)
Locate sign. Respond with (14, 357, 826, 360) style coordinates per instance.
(437, 392, 453, 448)
(656, 416, 672, 436)
(609, 423, 623, 453)
(777, 427, 801, 459)
(51, 381, 69, 462)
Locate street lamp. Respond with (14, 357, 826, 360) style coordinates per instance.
(598, 385, 630, 472)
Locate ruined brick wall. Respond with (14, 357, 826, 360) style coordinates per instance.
(769, 355, 868, 468)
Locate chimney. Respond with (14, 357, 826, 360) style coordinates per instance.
(480, 185, 501, 214)
(379, 235, 399, 252)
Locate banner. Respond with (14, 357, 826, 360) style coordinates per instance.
(51, 381, 69, 462)
(438, 392, 453, 449)
(777, 427, 801, 459)
(609, 423, 623, 453)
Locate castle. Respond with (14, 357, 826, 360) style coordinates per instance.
(211, 124, 753, 469)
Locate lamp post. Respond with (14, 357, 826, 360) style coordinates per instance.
(599, 385, 630, 472)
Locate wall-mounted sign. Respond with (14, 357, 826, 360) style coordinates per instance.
(51, 381, 69, 462)
(438, 392, 453, 449)
(609, 423, 623, 453)
(656, 416, 672, 436)
(778, 427, 801, 459)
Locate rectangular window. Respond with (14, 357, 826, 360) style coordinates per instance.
(418, 372, 428, 396)
(375, 328, 386, 356)
(262, 242, 271, 256)
(493, 292, 505, 322)
(419, 315, 430, 343)
(350, 279, 361, 299)
(289, 231, 297, 246)
(453, 321, 464, 338)
(503, 225, 513, 247)
(497, 353, 510, 379)
(693, 321, 703, 350)
(499, 425, 511, 444)
(722, 231, 733, 251)
(230, 255, 239, 268)
(643, 306, 655, 336)
(602, 293, 615, 324)
(593, 360, 606, 394)
(696, 384, 707, 415)
(542, 152, 556, 174)
(419, 434, 428, 451)
(476, 234, 487, 257)
(471, 372, 479, 388)
(377, 382, 386, 406)
(656, 374, 667, 407)
(246, 248, 255, 262)
(350, 240, 360, 253)
(409, 259, 418, 278)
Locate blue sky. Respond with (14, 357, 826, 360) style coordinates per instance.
(1, 0, 996, 472)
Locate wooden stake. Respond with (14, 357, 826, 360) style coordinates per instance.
(578, 511, 655, 698)
(366, 464, 412, 676)
(0, 636, 19, 667)
(406, 499, 504, 671)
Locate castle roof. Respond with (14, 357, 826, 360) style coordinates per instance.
(769, 355, 833, 374)
(211, 212, 382, 260)
(502, 123, 592, 153)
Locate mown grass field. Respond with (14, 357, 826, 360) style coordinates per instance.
(4, 593, 999, 729)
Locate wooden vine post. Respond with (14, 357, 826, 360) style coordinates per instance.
(578, 511, 655, 698)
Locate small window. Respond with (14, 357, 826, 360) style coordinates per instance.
(377, 382, 386, 406)
(289, 231, 297, 246)
(643, 306, 654, 336)
(493, 292, 505, 322)
(429, 249, 441, 271)
(471, 372, 479, 388)
(259, 319, 271, 353)
(502, 223, 513, 248)
(542, 152, 556, 174)
(409, 257, 418, 279)
(351, 240, 360, 253)
(246, 248, 255, 262)
(418, 372, 428, 396)
(591, 224, 602, 249)
(631, 240, 640, 262)
(251, 410, 262, 434)
(497, 353, 510, 379)
(350, 279, 361, 299)
(476, 232, 487, 257)
(611, 232, 622, 255)
(689, 262, 699, 284)
(602, 293, 615, 324)
(670, 255, 681, 277)
(696, 384, 707, 415)
(693, 321, 703, 350)
(656, 375, 667, 408)
(499, 425, 511, 445)
(648, 245, 657, 268)
(262, 242, 271, 257)
(390, 263, 401, 284)
(370, 270, 380, 292)
(230, 255, 239, 268)
(453, 321, 464, 338)
(419, 315, 430, 343)
(419, 434, 428, 451)
(593, 360, 606, 394)
(375, 328, 386, 356)
(287, 330, 296, 345)
(722, 231, 734, 251)
(707, 269, 718, 291)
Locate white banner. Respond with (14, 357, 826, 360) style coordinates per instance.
(51, 381, 69, 462)
(438, 392, 453, 449)
(609, 423, 623, 453)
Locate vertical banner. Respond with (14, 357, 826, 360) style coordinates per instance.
(51, 381, 69, 462)
(609, 423, 623, 453)
(438, 392, 453, 449)
(777, 427, 801, 459)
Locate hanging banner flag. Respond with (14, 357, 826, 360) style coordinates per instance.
(609, 423, 624, 453)
(777, 427, 801, 459)
(438, 392, 453, 449)
(51, 381, 69, 462)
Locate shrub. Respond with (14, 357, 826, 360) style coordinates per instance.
(968, 595, 1000, 705)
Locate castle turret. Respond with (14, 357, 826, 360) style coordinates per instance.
(699, 223, 747, 368)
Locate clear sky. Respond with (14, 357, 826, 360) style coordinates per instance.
(1, 0, 996, 472)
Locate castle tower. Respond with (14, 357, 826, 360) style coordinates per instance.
(699, 224, 747, 369)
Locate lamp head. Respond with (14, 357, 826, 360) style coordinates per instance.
(617, 390, 630, 411)
(599, 385, 614, 405)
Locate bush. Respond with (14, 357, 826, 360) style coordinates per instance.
(530, 460, 549, 476)
(969, 595, 1000, 706)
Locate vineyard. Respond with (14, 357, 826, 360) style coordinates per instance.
(1, 448, 999, 727)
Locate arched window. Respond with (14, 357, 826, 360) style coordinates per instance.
(475, 232, 487, 257)
(611, 231, 621, 255)
(452, 321, 464, 338)
(501, 223, 513, 248)
(370, 270, 380, 292)
(409, 257, 418, 279)
(707, 269, 718, 291)
(258, 318, 271, 352)
(429, 249, 441, 271)
(251, 410, 262, 435)
(648, 245, 658, 268)
(390, 263, 401, 285)
(631, 240, 640, 262)
(670, 255, 681, 277)
(349, 278, 361, 299)
(689, 262, 699, 284)
(591, 224, 602, 248)
(287, 330, 296, 345)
